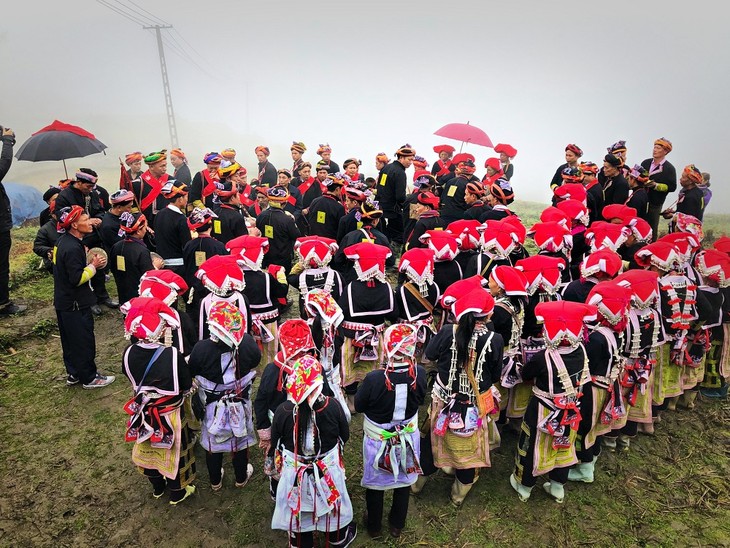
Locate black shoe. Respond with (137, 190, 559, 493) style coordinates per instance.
(90, 304, 103, 316)
(100, 298, 119, 309)
(0, 302, 27, 315)
(66, 374, 80, 386)
(363, 511, 382, 539)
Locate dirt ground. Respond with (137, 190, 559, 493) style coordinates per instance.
(1, 224, 730, 547)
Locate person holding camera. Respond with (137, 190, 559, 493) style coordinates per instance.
(0, 125, 27, 315)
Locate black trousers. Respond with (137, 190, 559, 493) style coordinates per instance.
(0, 230, 10, 305)
(365, 486, 410, 530)
(90, 267, 110, 302)
(207, 449, 249, 484)
(382, 215, 403, 245)
(289, 525, 351, 548)
(56, 307, 97, 383)
(513, 403, 569, 488)
(647, 204, 663, 242)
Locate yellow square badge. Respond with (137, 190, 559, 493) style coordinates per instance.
(213, 219, 222, 234)
(195, 251, 206, 266)
(116, 255, 126, 272)
(317, 211, 326, 224)
(264, 225, 274, 238)
(447, 185, 457, 197)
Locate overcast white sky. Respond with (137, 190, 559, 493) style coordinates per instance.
(2, 0, 729, 210)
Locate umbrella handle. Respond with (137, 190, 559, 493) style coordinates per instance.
(62, 159, 68, 179)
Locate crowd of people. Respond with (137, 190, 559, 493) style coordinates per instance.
(10, 136, 729, 546)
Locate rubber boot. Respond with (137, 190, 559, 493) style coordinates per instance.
(678, 391, 698, 410)
(441, 466, 455, 476)
(638, 421, 655, 435)
(617, 434, 631, 451)
(450, 477, 476, 506)
(509, 473, 533, 502)
(410, 475, 427, 495)
(542, 480, 565, 504)
(346, 394, 357, 415)
(666, 396, 678, 411)
(567, 461, 595, 483)
(602, 437, 617, 451)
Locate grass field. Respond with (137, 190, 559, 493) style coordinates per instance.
(1, 210, 729, 547)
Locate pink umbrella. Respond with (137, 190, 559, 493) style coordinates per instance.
(433, 122, 493, 150)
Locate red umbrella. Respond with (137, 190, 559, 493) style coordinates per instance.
(15, 120, 107, 178)
(434, 122, 493, 150)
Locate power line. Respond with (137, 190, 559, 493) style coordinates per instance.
(163, 32, 214, 78)
(96, 0, 147, 26)
(125, 0, 170, 26)
(171, 28, 205, 62)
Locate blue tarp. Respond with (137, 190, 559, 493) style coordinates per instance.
(2, 182, 45, 227)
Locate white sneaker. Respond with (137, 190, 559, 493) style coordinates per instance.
(83, 373, 116, 389)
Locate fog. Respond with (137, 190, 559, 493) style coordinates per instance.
(2, 0, 728, 210)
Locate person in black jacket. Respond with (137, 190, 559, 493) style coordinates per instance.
(211, 179, 249, 245)
(110, 212, 153, 305)
(255, 145, 277, 187)
(580, 162, 605, 226)
(316, 143, 340, 175)
(0, 125, 26, 314)
(600, 154, 629, 206)
(641, 137, 677, 241)
(256, 186, 300, 274)
(33, 213, 59, 273)
(99, 189, 135, 252)
(664, 164, 705, 222)
(440, 155, 479, 224)
(305, 176, 345, 239)
(170, 148, 192, 187)
(376, 144, 415, 247)
(55, 169, 117, 312)
(53, 206, 115, 388)
(626, 164, 651, 222)
(336, 187, 367, 243)
(549, 143, 583, 192)
(154, 180, 191, 276)
(189, 152, 222, 211)
(39, 186, 61, 227)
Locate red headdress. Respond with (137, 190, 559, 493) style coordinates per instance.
(634, 241, 683, 272)
(539, 206, 571, 229)
(478, 218, 524, 257)
(383, 323, 420, 389)
(433, 144, 455, 155)
(344, 242, 392, 282)
(279, 319, 317, 363)
(658, 232, 701, 264)
(528, 221, 573, 253)
(419, 230, 460, 261)
(602, 204, 637, 223)
(484, 157, 502, 171)
(123, 297, 180, 341)
(285, 354, 323, 406)
(626, 217, 653, 243)
(713, 236, 730, 256)
(440, 275, 488, 309)
(614, 270, 660, 309)
(137, 269, 188, 305)
(694, 249, 730, 288)
(451, 288, 495, 322)
(553, 183, 587, 204)
(294, 236, 338, 268)
(226, 235, 269, 270)
(585, 221, 631, 252)
(207, 300, 247, 348)
(515, 255, 566, 295)
(490, 265, 529, 297)
(494, 143, 517, 158)
(534, 301, 597, 347)
(195, 255, 246, 296)
(556, 199, 590, 227)
(580, 248, 623, 279)
(399, 248, 436, 296)
(672, 212, 704, 241)
(586, 281, 633, 330)
(447, 219, 483, 251)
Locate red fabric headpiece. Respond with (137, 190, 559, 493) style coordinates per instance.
(658, 232, 701, 263)
(226, 235, 269, 270)
(484, 157, 502, 171)
(279, 319, 316, 363)
(419, 230, 460, 261)
(565, 143, 584, 157)
(602, 204, 637, 223)
(634, 241, 683, 271)
(447, 219, 482, 251)
(451, 288, 495, 322)
(137, 269, 188, 306)
(515, 255, 566, 295)
(494, 143, 517, 158)
(614, 270, 660, 308)
(490, 265, 529, 297)
(585, 221, 631, 252)
(556, 199, 590, 226)
(344, 242, 392, 281)
(294, 236, 338, 268)
(713, 236, 730, 256)
(195, 255, 246, 295)
(534, 300, 597, 346)
(539, 206, 571, 229)
(123, 297, 180, 341)
(433, 144, 455, 155)
(440, 275, 488, 309)
(553, 183, 587, 204)
(398, 247, 435, 286)
(478, 218, 524, 257)
(528, 221, 572, 253)
(586, 281, 633, 329)
(580, 248, 623, 279)
(694, 249, 730, 287)
(451, 152, 475, 165)
(626, 217, 653, 243)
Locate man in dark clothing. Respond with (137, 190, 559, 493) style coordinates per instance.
(275, 169, 304, 221)
(256, 186, 300, 274)
(33, 214, 59, 273)
(316, 143, 340, 175)
(600, 154, 629, 206)
(666, 164, 705, 222)
(626, 165, 651, 222)
(463, 181, 490, 221)
(55, 169, 117, 312)
(549, 143, 583, 192)
(154, 180, 191, 276)
(189, 152, 222, 211)
(132, 150, 169, 228)
(375, 144, 415, 246)
(580, 162, 605, 226)
(53, 206, 115, 388)
(39, 186, 61, 227)
(109, 212, 153, 305)
(99, 189, 135, 252)
(640, 138, 677, 241)
(440, 156, 478, 224)
(212, 179, 249, 245)
(306, 176, 345, 239)
(170, 148, 192, 187)
(293, 162, 323, 209)
(255, 145, 278, 186)
(0, 125, 26, 314)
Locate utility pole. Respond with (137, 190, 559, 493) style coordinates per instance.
(144, 25, 179, 148)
